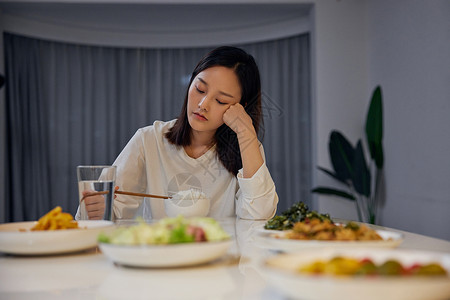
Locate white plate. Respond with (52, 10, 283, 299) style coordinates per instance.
(262, 248, 450, 300)
(256, 229, 403, 252)
(0, 220, 114, 255)
(99, 239, 233, 267)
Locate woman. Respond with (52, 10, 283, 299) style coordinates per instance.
(77, 46, 278, 220)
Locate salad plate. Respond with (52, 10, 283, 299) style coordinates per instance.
(256, 229, 403, 252)
(0, 220, 114, 255)
(262, 248, 450, 300)
(99, 239, 233, 267)
(98, 216, 233, 267)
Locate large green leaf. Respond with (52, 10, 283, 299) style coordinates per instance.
(317, 166, 350, 186)
(351, 140, 371, 197)
(365, 86, 384, 168)
(311, 187, 356, 201)
(329, 131, 355, 183)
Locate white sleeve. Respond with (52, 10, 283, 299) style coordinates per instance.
(112, 128, 148, 219)
(235, 145, 278, 220)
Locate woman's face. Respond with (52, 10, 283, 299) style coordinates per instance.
(187, 66, 242, 136)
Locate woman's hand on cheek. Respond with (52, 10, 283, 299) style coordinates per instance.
(223, 103, 256, 136)
(223, 103, 263, 178)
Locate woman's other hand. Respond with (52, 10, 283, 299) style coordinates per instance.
(114, 185, 119, 199)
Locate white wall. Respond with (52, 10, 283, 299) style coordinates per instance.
(366, 0, 450, 240)
(312, 0, 369, 221)
(314, 0, 450, 241)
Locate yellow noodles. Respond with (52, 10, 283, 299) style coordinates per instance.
(31, 206, 79, 231)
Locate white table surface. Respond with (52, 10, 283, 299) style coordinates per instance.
(1, 218, 449, 300)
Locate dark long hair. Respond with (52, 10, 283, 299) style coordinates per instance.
(165, 46, 262, 175)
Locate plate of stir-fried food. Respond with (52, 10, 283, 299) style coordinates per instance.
(257, 202, 403, 252)
(257, 218, 403, 252)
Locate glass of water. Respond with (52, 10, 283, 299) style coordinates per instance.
(77, 165, 116, 220)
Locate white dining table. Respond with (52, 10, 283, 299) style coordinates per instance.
(1, 218, 450, 300)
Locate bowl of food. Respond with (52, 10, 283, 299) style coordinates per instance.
(164, 189, 210, 218)
(262, 247, 450, 300)
(98, 216, 231, 267)
(0, 206, 114, 255)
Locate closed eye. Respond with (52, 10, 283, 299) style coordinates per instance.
(196, 86, 205, 94)
(216, 99, 226, 105)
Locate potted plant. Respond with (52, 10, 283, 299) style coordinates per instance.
(312, 86, 383, 224)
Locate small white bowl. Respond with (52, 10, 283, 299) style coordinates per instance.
(164, 189, 210, 218)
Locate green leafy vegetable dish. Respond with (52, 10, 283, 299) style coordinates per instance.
(264, 202, 332, 231)
(98, 216, 230, 245)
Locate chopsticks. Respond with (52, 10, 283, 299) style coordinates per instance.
(115, 190, 170, 199)
(80, 190, 170, 202)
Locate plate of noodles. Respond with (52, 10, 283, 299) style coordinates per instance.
(256, 219, 403, 252)
(0, 206, 114, 255)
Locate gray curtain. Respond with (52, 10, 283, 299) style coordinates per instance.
(4, 32, 311, 221)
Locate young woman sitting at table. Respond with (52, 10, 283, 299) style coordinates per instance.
(76, 46, 279, 221)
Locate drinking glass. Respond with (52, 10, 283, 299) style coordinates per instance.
(77, 165, 116, 220)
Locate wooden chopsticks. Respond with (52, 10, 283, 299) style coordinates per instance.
(115, 190, 170, 199)
(80, 190, 170, 202)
